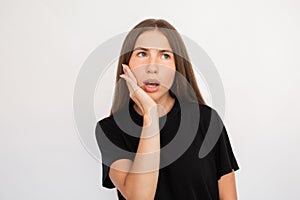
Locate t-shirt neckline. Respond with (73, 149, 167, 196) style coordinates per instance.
(129, 96, 180, 126)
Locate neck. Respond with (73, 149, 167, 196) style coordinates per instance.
(133, 94, 175, 117)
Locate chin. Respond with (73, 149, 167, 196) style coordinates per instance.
(148, 91, 169, 102)
(148, 93, 159, 100)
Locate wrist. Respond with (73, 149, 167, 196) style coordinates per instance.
(144, 106, 159, 117)
(143, 107, 159, 126)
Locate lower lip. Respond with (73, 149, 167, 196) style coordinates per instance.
(143, 84, 160, 93)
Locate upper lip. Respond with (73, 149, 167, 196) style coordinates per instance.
(143, 79, 160, 85)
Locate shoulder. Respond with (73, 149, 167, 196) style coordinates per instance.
(95, 115, 122, 140)
(198, 103, 221, 116)
(97, 115, 115, 129)
(95, 110, 133, 138)
(178, 100, 220, 122)
(178, 100, 222, 131)
(196, 103, 225, 135)
(200, 103, 217, 118)
(181, 101, 219, 123)
(181, 100, 216, 115)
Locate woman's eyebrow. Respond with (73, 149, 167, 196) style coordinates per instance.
(133, 47, 173, 53)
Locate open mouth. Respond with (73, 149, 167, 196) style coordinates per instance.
(143, 79, 160, 92)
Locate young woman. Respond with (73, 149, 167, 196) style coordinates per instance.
(95, 18, 239, 200)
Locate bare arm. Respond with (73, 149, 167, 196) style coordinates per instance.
(218, 170, 238, 200)
(109, 108, 160, 200)
(108, 64, 160, 200)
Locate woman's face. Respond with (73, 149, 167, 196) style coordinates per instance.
(128, 30, 176, 101)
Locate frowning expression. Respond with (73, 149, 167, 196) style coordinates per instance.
(128, 30, 176, 100)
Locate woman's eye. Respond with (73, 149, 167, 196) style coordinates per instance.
(162, 54, 170, 59)
(137, 52, 147, 57)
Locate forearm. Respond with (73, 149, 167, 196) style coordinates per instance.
(218, 171, 238, 200)
(124, 108, 160, 200)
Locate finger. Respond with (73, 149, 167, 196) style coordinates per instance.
(122, 64, 143, 90)
(122, 64, 138, 84)
(121, 65, 135, 84)
(120, 74, 140, 95)
(120, 73, 134, 88)
(120, 70, 140, 91)
(120, 74, 134, 90)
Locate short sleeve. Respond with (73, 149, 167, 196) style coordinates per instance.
(95, 118, 135, 189)
(211, 109, 240, 180)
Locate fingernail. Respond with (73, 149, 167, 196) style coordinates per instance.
(122, 64, 126, 70)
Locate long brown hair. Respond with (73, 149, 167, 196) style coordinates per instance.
(110, 18, 206, 116)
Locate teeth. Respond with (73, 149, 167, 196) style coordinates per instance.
(146, 84, 158, 88)
(145, 81, 159, 84)
(146, 82, 158, 85)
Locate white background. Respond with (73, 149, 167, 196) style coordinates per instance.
(1, 0, 300, 199)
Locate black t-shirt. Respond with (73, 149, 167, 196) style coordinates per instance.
(95, 96, 239, 200)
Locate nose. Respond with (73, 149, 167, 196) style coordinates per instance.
(146, 52, 159, 74)
(146, 64, 158, 74)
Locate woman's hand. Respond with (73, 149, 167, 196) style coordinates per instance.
(120, 64, 157, 116)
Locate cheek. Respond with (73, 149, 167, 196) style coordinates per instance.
(127, 61, 145, 85)
(128, 59, 145, 78)
(160, 68, 176, 89)
(128, 56, 144, 68)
